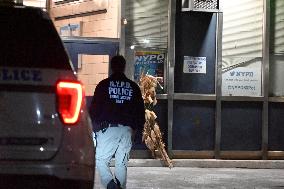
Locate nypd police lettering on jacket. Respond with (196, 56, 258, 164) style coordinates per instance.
(89, 73, 145, 131)
(109, 81, 133, 104)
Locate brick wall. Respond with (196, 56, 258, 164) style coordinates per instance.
(49, 0, 119, 95)
(77, 55, 109, 96)
(49, 0, 119, 38)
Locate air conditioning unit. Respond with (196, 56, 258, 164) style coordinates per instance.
(181, 0, 219, 12)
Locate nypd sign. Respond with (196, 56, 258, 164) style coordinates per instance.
(135, 53, 165, 65)
(134, 51, 165, 91)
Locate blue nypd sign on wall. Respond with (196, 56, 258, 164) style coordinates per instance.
(60, 23, 81, 36)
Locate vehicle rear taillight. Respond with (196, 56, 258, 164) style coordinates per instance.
(56, 81, 84, 125)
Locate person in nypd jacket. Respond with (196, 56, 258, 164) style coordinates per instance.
(89, 55, 145, 189)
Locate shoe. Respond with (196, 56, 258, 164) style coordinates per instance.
(115, 177, 122, 189)
(107, 179, 122, 189)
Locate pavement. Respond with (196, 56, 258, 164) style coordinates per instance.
(126, 159, 284, 169)
(94, 159, 284, 189)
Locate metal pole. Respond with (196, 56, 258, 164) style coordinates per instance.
(167, 0, 176, 158)
(119, 0, 126, 56)
(262, 0, 270, 160)
(46, 0, 51, 13)
(215, 12, 223, 159)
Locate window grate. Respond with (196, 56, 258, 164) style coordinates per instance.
(182, 0, 219, 11)
(193, 0, 218, 10)
(54, 0, 79, 5)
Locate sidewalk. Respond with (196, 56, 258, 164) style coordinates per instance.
(94, 166, 284, 189)
(126, 159, 284, 169)
(94, 159, 284, 188)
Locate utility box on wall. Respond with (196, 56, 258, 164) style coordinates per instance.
(181, 0, 219, 12)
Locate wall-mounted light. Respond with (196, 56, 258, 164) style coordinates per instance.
(143, 39, 150, 44)
(122, 18, 128, 25)
(130, 45, 135, 50)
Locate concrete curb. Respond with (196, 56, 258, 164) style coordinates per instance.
(124, 159, 284, 169)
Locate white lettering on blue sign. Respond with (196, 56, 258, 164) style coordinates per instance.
(135, 54, 165, 65)
(109, 81, 133, 104)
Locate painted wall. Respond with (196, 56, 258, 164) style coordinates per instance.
(77, 54, 109, 96)
(49, 0, 119, 97)
(24, 0, 46, 9)
(49, 0, 120, 38)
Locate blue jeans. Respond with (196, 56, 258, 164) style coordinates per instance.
(95, 125, 132, 189)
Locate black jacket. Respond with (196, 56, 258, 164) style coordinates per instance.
(89, 73, 145, 131)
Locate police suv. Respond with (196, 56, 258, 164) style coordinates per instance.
(0, 2, 94, 189)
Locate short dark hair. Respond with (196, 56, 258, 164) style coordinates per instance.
(110, 55, 126, 73)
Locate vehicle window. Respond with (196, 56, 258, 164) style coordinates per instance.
(0, 7, 72, 70)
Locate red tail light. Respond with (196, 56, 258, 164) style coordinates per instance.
(56, 81, 84, 124)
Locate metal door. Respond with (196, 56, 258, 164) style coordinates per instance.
(62, 37, 119, 106)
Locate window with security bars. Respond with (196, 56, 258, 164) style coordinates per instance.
(125, 0, 168, 50)
(269, 0, 284, 96)
(124, 0, 168, 94)
(220, 0, 264, 97)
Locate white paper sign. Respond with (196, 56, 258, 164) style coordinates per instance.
(183, 56, 206, 74)
(222, 66, 262, 96)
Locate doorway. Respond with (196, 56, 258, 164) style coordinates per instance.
(62, 37, 119, 105)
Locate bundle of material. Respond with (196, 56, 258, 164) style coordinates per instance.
(139, 74, 173, 168)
